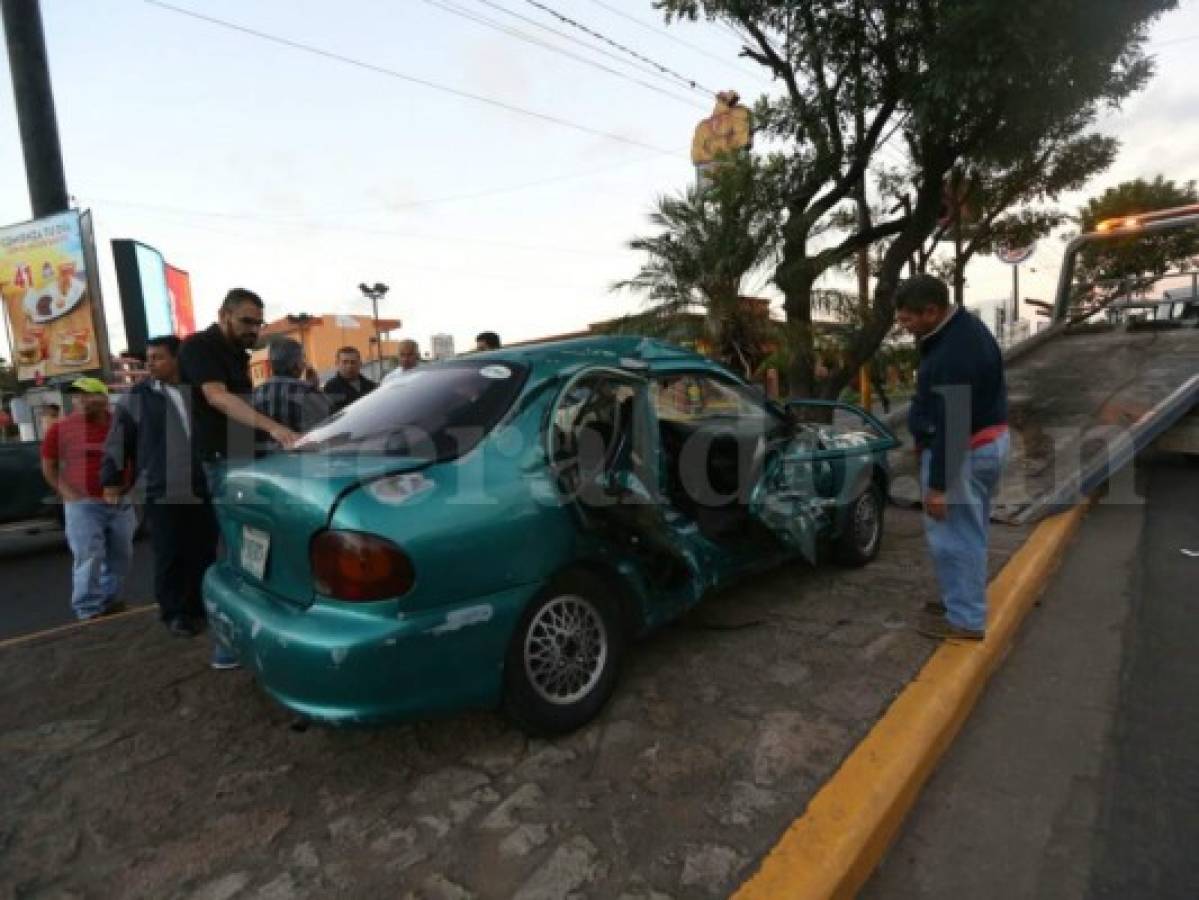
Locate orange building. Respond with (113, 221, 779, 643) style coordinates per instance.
(250, 313, 402, 384)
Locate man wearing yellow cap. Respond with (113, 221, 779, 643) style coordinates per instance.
(40, 377, 136, 620)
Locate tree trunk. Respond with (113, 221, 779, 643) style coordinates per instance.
(832, 155, 953, 395)
(777, 216, 818, 400)
(780, 279, 817, 399)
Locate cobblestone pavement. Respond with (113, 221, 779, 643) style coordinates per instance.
(0, 509, 1029, 899)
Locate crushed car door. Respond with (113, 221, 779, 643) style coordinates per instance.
(546, 366, 706, 598)
(759, 399, 900, 564)
(748, 425, 828, 566)
(649, 372, 825, 566)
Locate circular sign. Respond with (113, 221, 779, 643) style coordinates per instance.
(997, 242, 1036, 265)
(20, 273, 87, 324)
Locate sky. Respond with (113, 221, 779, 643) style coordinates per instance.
(1, 0, 1198, 359)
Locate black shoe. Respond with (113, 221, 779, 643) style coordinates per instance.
(99, 601, 128, 617)
(167, 616, 199, 638)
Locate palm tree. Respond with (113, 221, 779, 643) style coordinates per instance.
(613, 158, 780, 378)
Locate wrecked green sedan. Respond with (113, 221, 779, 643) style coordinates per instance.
(204, 337, 897, 734)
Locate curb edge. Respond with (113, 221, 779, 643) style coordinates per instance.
(733, 501, 1091, 900)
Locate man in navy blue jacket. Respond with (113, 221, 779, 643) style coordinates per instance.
(102, 335, 215, 637)
(895, 275, 1010, 640)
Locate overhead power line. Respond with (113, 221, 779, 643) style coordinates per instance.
(307, 149, 684, 218)
(418, 0, 706, 110)
(143, 0, 676, 154)
(88, 205, 617, 291)
(83, 147, 682, 225)
(520, 0, 717, 95)
(583, 0, 771, 86)
(88, 195, 627, 257)
(465, 0, 708, 97)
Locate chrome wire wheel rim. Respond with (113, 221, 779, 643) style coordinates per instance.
(855, 491, 881, 554)
(523, 594, 608, 706)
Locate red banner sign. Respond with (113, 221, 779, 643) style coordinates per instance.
(165, 265, 195, 338)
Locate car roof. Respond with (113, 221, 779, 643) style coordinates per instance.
(467, 335, 727, 380)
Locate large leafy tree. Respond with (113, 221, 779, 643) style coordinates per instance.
(614, 158, 781, 377)
(656, 0, 1174, 398)
(1075, 176, 1199, 290)
(913, 134, 1119, 304)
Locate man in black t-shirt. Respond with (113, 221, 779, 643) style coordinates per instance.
(177, 288, 298, 670)
(179, 289, 297, 461)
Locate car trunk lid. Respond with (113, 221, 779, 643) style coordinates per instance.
(213, 453, 429, 607)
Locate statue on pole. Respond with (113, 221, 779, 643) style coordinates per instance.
(690, 90, 753, 189)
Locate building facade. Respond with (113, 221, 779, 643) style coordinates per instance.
(250, 313, 403, 384)
(431, 333, 455, 360)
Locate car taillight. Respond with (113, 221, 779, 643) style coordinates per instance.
(310, 530, 415, 602)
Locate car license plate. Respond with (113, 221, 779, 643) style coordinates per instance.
(240, 525, 270, 580)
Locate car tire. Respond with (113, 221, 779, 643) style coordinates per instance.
(502, 571, 625, 736)
(836, 481, 884, 567)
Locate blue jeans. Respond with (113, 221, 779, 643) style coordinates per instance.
(921, 431, 1010, 632)
(200, 462, 239, 668)
(64, 499, 137, 620)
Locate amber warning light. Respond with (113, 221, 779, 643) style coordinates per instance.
(1094, 203, 1199, 234)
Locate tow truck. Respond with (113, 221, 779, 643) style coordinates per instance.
(893, 203, 1199, 520)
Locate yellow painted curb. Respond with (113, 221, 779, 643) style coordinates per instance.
(0, 604, 155, 650)
(734, 502, 1090, 900)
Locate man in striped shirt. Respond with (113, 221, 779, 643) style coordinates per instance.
(252, 338, 331, 450)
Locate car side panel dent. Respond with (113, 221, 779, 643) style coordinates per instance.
(749, 450, 829, 565)
(428, 604, 495, 636)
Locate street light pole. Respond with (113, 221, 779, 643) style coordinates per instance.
(370, 295, 379, 364)
(1012, 262, 1020, 328)
(357, 282, 389, 370)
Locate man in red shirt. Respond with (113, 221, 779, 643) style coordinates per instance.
(40, 377, 136, 620)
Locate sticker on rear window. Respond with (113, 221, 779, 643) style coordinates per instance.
(480, 365, 512, 380)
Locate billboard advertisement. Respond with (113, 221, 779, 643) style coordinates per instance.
(165, 265, 195, 337)
(0, 210, 107, 382)
(113, 239, 196, 356)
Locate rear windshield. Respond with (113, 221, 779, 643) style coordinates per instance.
(295, 361, 528, 460)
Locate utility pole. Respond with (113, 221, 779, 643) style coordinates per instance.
(1011, 262, 1020, 328)
(950, 165, 967, 306)
(855, 181, 873, 412)
(852, 1, 872, 411)
(2, 0, 69, 217)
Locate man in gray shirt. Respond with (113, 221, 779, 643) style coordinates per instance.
(252, 338, 330, 449)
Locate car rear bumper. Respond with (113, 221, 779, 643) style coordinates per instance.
(203, 563, 538, 724)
